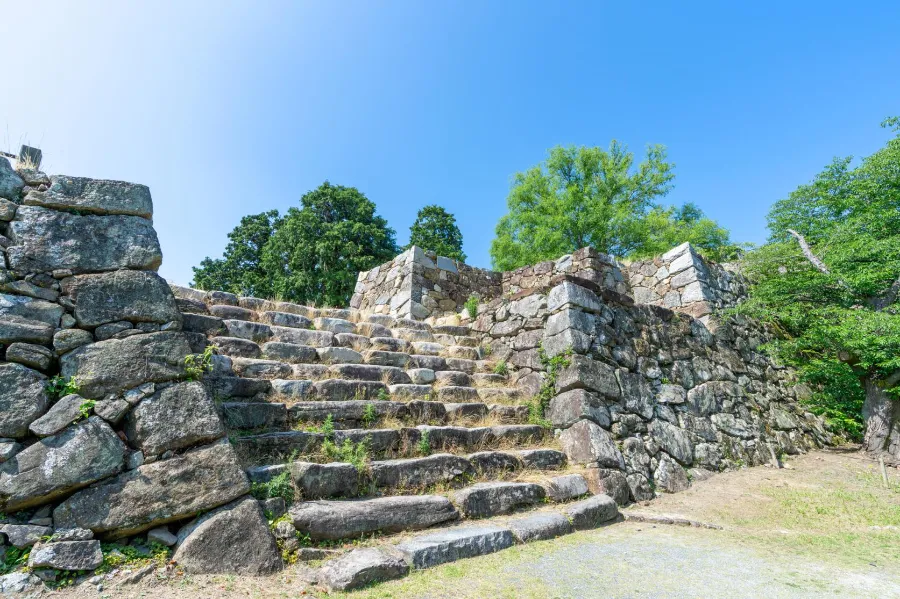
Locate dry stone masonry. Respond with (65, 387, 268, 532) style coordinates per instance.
(0, 157, 832, 592)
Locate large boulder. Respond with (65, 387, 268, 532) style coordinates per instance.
(559, 419, 625, 469)
(172, 497, 282, 575)
(555, 355, 620, 399)
(63, 270, 180, 328)
(53, 440, 249, 537)
(649, 419, 695, 466)
(0, 417, 126, 511)
(0, 157, 24, 200)
(6, 206, 162, 274)
(60, 331, 191, 398)
(548, 389, 611, 429)
(28, 393, 85, 437)
(654, 452, 691, 493)
(23, 175, 153, 218)
(0, 363, 50, 438)
(124, 381, 224, 456)
(451, 482, 546, 518)
(0, 293, 64, 326)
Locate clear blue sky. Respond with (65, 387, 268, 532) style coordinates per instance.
(2, 1, 898, 285)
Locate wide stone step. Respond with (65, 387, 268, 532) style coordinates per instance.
(290, 495, 458, 541)
(431, 325, 471, 337)
(476, 387, 523, 402)
(450, 482, 546, 518)
(434, 370, 472, 387)
(221, 402, 288, 430)
(394, 328, 435, 343)
(288, 400, 411, 429)
(314, 317, 357, 335)
(231, 357, 293, 379)
(313, 379, 389, 401)
(435, 386, 480, 402)
(369, 337, 409, 352)
(364, 349, 411, 367)
(328, 364, 410, 384)
(395, 524, 514, 569)
(259, 310, 313, 329)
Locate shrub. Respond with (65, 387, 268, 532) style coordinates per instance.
(45, 375, 80, 401)
(464, 295, 479, 319)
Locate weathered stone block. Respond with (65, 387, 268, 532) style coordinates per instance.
(559, 419, 625, 469)
(27, 540, 103, 571)
(451, 482, 545, 518)
(125, 381, 224, 456)
(548, 389, 611, 429)
(0, 363, 50, 438)
(319, 547, 409, 592)
(555, 355, 620, 399)
(64, 270, 180, 327)
(396, 524, 514, 569)
(562, 494, 619, 529)
(24, 175, 152, 218)
(7, 206, 162, 274)
(0, 293, 64, 327)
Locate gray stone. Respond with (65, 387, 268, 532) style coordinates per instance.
(616, 370, 655, 419)
(658, 384, 687, 404)
(290, 462, 360, 499)
(562, 494, 619, 529)
(549, 389, 611, 428)
(451, 482, 545, 518)
(271, 326, 333, 347)
(183, 313, 226, 335)
(93, 398, 130, 425)
(313, 317, 356, 334)
(259, 311, 312, 328)
(124, 381, 225, 456)
(60, 331, 191, 398)
(514, 448, 567, 470)
(261, 342, 316, 363)
(317, 346, 363, 364)
(0, 439, 21, 463)
(49, 528, 94, 542)
(232, 358, 292, 379)
(649, 419, 695, 466)
(0, 157, 24, 200)
(543, 474, 589, 502)
(53, 440, 249, 537)
(0, 279, 59, 302)
(0, 315, 54, 345)
(94, 320, 133, 340)
(53, 328, 94, 355)
(24, 175, 152, 217)
(28, 393, 86, 437)
(1, 524, 52, 548)
(0, 363, 50, 438)
(654, 452, 691, 492)
(313, 379, 388, 401)
(0, 417, 125, 510)
(172, 497, 282, 575)
(507, 512, 573, 543)
(0, 198, 16, 221)
(6, 342, 53, 371)
(396, 524, 514, 569)
(213, 337, 261, 359)
(556, 355, 620, 399)
(547, 281, 603, 314)
(559, 419, 625, 469)
(270, 379, 314, 400)
(711, 413, 757, 440)
(369, 454, 474, 490)
(290, 495, 458, 541)
(7, 206, 162, 274)
(319, 547, 409, 592)
(63, 270, 179, 327)
(221, 402, 286, 430)
(466, 451, 522, 475)
(27, 540, 103, 571)
(147, 526, 177, 546)
(0, 293, 64, 327)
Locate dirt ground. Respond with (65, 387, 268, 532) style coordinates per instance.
(29, 447, 900, 599)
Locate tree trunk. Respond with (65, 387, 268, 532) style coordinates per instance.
(862, 377, 900, 460)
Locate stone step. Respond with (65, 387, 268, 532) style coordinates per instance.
(314, 317, 357, 335)
(328, 364, 410, 384)
(450, 481, 546, 518)
(232, 424, 548, 465)
(395, 524, 514, 569)
(364, 350, 411, 367)
(290, 495, 458, 541)
(369, 337, 409, 352)
(394, 328, 435, 343)
(434, 370, 472, 387)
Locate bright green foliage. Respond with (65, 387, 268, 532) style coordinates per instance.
(192, 210, 281, 297)
(465, 295, 479, 319)
(490, 143, 738, 270)
(492, 360, 508, 376)
(362, 404, 377, 428)
(184, 345, 215, 381)
(322, 436, 370, 473)
(417, 430, 431, 456)
(262, 182, 398, 307)
(250, 470, 296, 504)
(45, 375, 80, 401)
(528, 345, 572, 427)
(77, 400, 96, 421)
(741, 119, 900, 441)
(407, 205, 466, 261)
(1, 546, 29, 575)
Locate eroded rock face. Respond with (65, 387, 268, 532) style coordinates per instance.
(0, 293, 64, 326)
(559, 419, 625, 469)
(0, 417, 126, 511)
(124, 381, 224, 457)
(0, 363, 50, 438)
(319, 547, 409, 592)
(6, 206, 162, 274)
(0, 157, 24, 200)
(63, 270, 180, 328)
(27, 540, 103, 571)
(60, 331, 191, 398)
(53, 441, 249, 537)
(23, 176, 153, 218)
(172, 497, 282, 575)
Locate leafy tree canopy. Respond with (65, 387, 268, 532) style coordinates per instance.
(261, 182, 398, 307)
(489, 143, 737, 270)
(741, 118, 900, 454)
(192, 210, 281, 298)
(406, 204, 466, 261)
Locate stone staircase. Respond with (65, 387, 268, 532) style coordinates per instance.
(169, 285, 617, 589)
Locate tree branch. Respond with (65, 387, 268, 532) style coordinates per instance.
(874, 273, 900, 311)
(787, 229, 831, 275)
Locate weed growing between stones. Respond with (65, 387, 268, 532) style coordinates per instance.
(249, 471, 296, 504)
(528, 344, 572, 428)
(417, 430, 431, 456)
(322, 436, 371, 473)
(0, 546, 29, 575)
(76, 399, 96, 422)
(465, 295, 479, 319)
(362, 404, 378, 427)
(45, 375, 80, 401)
(95, 541, 171, 575)
(184, 344, 215, 381)
(492, 360, 509, 376)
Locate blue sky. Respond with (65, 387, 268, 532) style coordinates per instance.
(2, 1, 898, 285)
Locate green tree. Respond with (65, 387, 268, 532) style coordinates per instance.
(261, 182, 398, 307)
(637, 203, 745, 263)
(491, 142, 677, 270)
(191, 210, 281, 297)
(741, 118, 900, 457)
(406, 204, 466, 261)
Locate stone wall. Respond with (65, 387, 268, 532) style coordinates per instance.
(466, 274, 831, 501)
(0, 158, 281, 577)
(626, 242, 747, 324)
(351, 245, 501, 320)
(501, 247, 630, 297)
